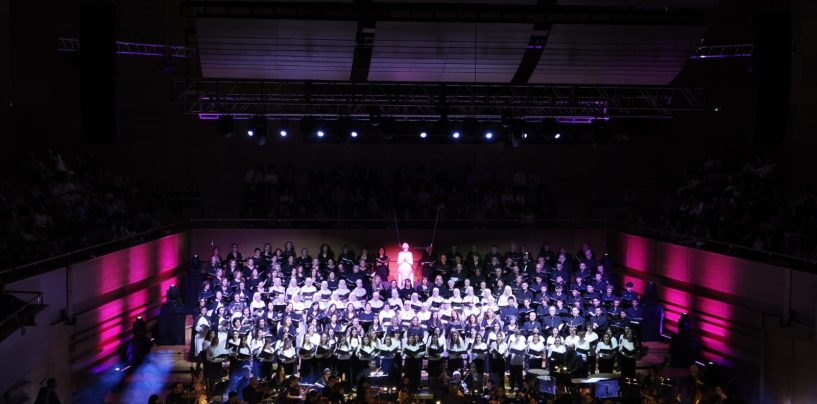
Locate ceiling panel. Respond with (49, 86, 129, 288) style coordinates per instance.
(557, 0, 718, 6)
(529, 24, 704, 85)
(375, 0, 537, 3)
(368, 21, 533, 82)
(197, 18, 357, 80)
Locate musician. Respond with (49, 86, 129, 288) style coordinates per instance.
(357, 359, 381, 384)
(282, 375, 304, 404)
(240, 377, 268, 404)
(419, 247, 436, 281)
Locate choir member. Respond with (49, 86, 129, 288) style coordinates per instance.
(527, 332, 546, 371)
(488, 329, 508, 388)
(547, 336, 567, 372)
(595, 333, 616, 374)
(426, 327, 446, 378)
(277, 337, 298, 376)
(334, 335, 354, 382)
(447, 330, 468, 376)
(508, 330, 528, 390)
(618, 327, 639, 378)
(402, 334, 425, 389)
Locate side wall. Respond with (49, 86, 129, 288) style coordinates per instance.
(608, 232, 817, 403)
(0, 232, 190, 403)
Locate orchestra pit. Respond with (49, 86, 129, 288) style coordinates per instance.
(2, 0, 817, 403)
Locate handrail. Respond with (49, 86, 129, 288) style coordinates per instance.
(190, 217, 606, 226)
(608, 221, 817, 270)
(0, 222, 185, 283)
(0, 290, 44, 329)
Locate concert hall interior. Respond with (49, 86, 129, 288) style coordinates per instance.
(2, 0, 817, 403)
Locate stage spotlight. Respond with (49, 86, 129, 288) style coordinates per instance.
(554, 133, 561, 139)
(350, 131, 358, 138)
(316, 130, 325, 138)
(485, 131, 493, 140)
(522, 133, 528, 139)
(419, 131, 428, 139)
(216, 115, 234, 139)
(278, 119, 289, 137)
(452, 131, 460, 139)
(247, 115, 266, 139)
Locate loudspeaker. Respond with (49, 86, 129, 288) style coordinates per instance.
(750, 13, 791, 150)
(80, 1, 118, 142)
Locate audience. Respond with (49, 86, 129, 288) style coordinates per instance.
(0, 150, 173, 268)
(241, 165, 556, 224)
(650, 154, 817, 260)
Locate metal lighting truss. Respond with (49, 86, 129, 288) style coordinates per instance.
(57, 37, 196, 58)
(690, 44, 754, 59)
(171, 80, 707, 121)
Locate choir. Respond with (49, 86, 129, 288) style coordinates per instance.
(191, 241, 643, 400)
